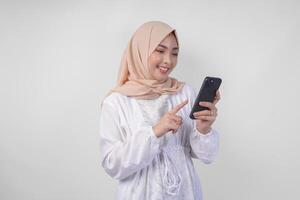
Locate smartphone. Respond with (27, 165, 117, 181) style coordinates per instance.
(189, 76, 222, 120)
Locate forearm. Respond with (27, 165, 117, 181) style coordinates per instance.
(189, 126, 220, 164)
(100, 126, 163, 180)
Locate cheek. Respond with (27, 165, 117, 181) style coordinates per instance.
(148, 54, 162, 70)
(171, 57, 178, 67)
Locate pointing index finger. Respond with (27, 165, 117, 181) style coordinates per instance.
(170, 99, 189, 114)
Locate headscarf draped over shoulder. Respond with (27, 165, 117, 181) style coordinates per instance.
(106, 21, 185, 101)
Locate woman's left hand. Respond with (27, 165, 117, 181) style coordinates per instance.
(192, 90, 221, 134)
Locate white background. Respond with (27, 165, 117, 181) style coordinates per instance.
(1, 0, 300, 199)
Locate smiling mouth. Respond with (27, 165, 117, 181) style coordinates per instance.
(158, 66, 169, 74)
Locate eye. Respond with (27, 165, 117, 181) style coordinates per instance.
(172, 51, 178, 56)
(156, 49, 164, 53)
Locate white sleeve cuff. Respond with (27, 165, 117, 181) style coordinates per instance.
(195, 127, 214, 137)
(149, 126, 164, 147)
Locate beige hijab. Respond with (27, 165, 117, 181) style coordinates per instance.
(104, 21, 185, 102)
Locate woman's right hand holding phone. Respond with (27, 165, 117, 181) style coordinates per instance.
(152, 99, 189, 138)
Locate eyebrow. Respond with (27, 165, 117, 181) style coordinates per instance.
(158, 44, 179, 50)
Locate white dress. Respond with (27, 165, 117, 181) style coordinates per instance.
(99, 83, 219, 200)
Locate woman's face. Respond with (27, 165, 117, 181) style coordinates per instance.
(148, 32, 179, 82)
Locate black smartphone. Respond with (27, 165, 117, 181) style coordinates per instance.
(189, 76, 222, 120)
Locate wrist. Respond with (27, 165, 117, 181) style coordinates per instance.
(196, 126, 212, 135)
(152, 125, 163, 138)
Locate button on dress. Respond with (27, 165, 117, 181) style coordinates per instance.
(99, 83, 219, 200)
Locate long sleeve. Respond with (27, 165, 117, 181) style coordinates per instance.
(184, 83, 220, 164)
(189, 124, 220, 164)
(99, 101, 163, 180)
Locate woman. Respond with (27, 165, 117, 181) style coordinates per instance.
(99, 21, 221, 200)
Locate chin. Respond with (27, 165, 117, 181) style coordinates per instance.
(155, 75, 169, 82)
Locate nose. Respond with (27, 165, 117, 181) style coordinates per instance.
(163, 53, 172, 66)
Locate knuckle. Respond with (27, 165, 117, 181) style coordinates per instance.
(205, 110, 210, 114)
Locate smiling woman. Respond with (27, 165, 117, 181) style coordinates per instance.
(103, 21, 185, 100)
(99, 21, 221, 200)
(148, 32, 179, 81)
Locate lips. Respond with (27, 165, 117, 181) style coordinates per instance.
(158, 66, 169, 74)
